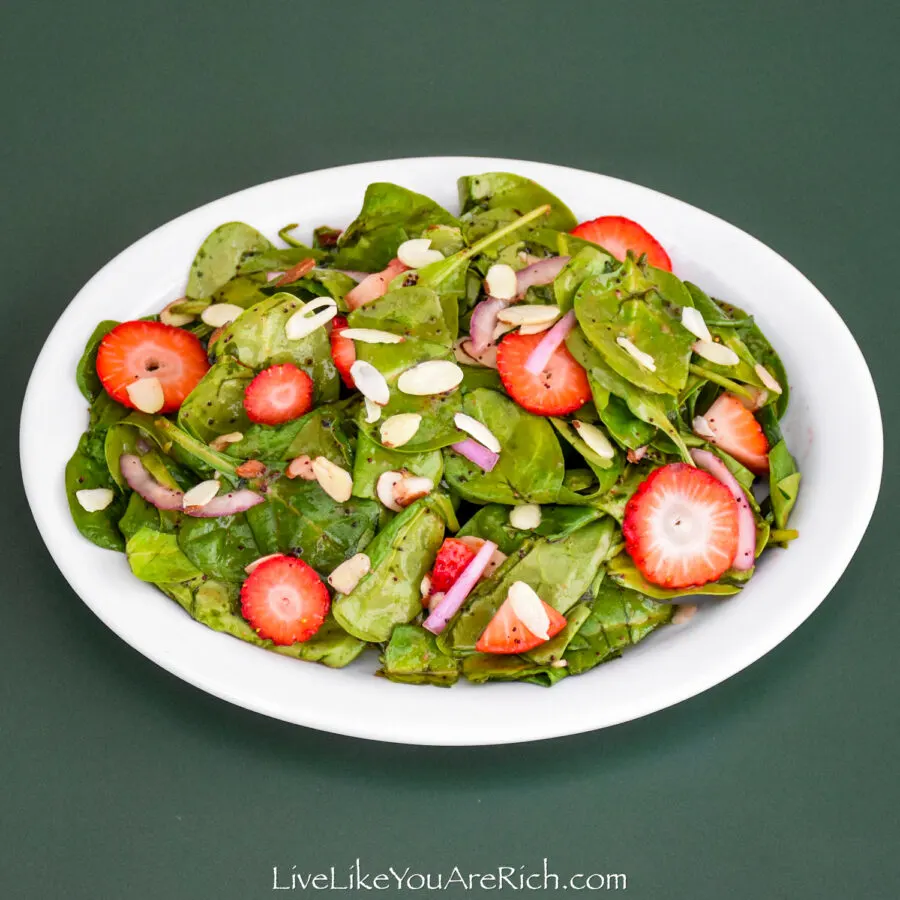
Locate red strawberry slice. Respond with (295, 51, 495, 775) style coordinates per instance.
(345, 258, 409, 310)
(96, 320, 210, 413)
(240, 555, 330, 645)
(330, 316, 356, 389)
(623, 463, 740, 589)
(475, 595, 567, 655)
(497, 330, 591, 415)
(698, 392, 770, 474)
(429, 538, 478, 595)
(243, 363, 313, 425)
(273, 256, 316, 287)
(571, 216, 672, 271)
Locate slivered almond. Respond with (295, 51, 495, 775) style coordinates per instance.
(393, 475, 433, 507)
(236, 459, 266, 478)
(209, 431, 243, 451)
(75, 488, 114, 512)
(397, 360, 463, 396)
(363, 397, 383, 423)
(380, 413, 421, 448)
(285, 296, 337, 340)
(182, 480, 219, 509)
(485, 263, 517, 300)
(160, 298, 195, 327)
(616, 336, 656, 371)
(572, 420, 615, 459)
(680, 307, 712, 342)
(376, 471, 403, 511)
(340, 328, 405, 344)
(397, 238, 443, 269)
(509, 504, 541, 530)
(351, 360, 390, 405)
(201, 303, 244, 328)
(312, 457, 353, 502)
(693, 339, 739, 366)
(496, 305, 560, 327)
(453, 413, 500, 453)
(126, 377, 164, 413)
(755, 364, 783, 394)
(507, 581, 550, 640)
(518, 321, 556, 335)
(328, 553, 371, 594)
(286, 455, 316, 480)
(244, 553, 283, 575)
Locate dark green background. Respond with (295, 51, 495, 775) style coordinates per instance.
(2, 1, 897, 897)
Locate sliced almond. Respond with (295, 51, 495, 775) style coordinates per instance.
(376, 471, 404, 512)
(312, 456, 353, 502)
(616, 336, 656, 372)
(491, 320, 517, 342)
(209, 431, 243, 451)
(340, 328, 405, 344)
(244, 553, 283, 575)
(420, 574, 432, 598)
(680, 307, 712, 342)
(507, 581, 550, 640)
(393, 475, 433, 507)
(692, 415, 716, 439)
(427, 590, 445, 612)
(327, 553, 371, 594)
(380, 413, 422, 448)
(572, 420, 615, 460)
(363, 397, 383, 424)
(496, 305, 560, 327)
(285, 296, 337, 340)
(126, 377, 164, 413)
(693, 339, 739, 366)
(201, 303, 244, 328)
(285, 455, 316, 480)
(160, 298, 195, 327)
(182, 480, 220, 509)
(351, 360, 390, 405)
(755, 363, 783, 394)
(485, 263, 517, 300)
(397, 360, 463, 396)
(518, 321, 556, 335)
(509, 503, 541, 530)
(75, 488, 115, 512)
(396, 238, 443, 269)
(672, 604, 698, 625)
(550, 659, 568, 669)
(453, 413, 501, 453)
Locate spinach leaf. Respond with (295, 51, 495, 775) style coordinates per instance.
(76, 320, 118, 402)
(457, 172, 577, 232)
(352, 431, 443, 500)
(65, 439, 126, 551)
(380, 625, 459, 687)
(186, 222, 273, 299)
(462, 654, 557, 685)
(118, 492, 160, 541)
(237, 246, 324, 274)
(232, 403, 352, 464)
(125, 528, 202, 583)
(347, 285, 457, 346)
(768, 439, 801, 531)
(554, 246, 617, 313)
(332, 498, 446, 642)
(525, 602, 592, 666)
(177, 356, 254, 443)
(177, 513, 260, 582)
(606, 552, 742, 598)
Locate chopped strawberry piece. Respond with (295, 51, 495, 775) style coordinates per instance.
(623, 463, 740, 589)
(273, 257, 316, 287)
(497, 330, 591, 415)
(240, 555, 330, 645)
(330, 316, 356, 388)
(96, 320, 210, 413)
(428, 538, 477, 594)
(700, 392, 770, 474)
(475, 595, 567, 655)
(243, 363, 313, 425)
(345, 258, 409, 310)
(571, 216, 672, 271)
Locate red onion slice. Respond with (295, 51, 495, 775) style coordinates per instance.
(266, 270, 284, 282)
(120, 454, 184, 510)
(516, 255, 570, 295)
(184, 489, 265, 518)
(469, 297, 507, 353)
(690, 449, 757, 570)
(452, 439, 499, 472)
(424, 540, 499, 634)
(523, 310, 576, 375)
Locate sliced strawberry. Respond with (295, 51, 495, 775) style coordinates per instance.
(345, 257, 409, 310)
(429, 538, 478, 595)
(330, 316, 356, 388)
(96, 320, 210, 413)
(243, 363, 313, 425)
(699, 392, 770, 474)
(497, 330, 591, 415)
(475, 595, 567, 655)
(623, 463, 740, 589)
(571, 216, 672, 271)
(273, 256, 316, 287)
(240, 555, 330, 645)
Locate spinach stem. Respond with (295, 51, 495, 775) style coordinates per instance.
(768, 529, 799, 543)
(689, 364, 755, 400)
(154, 418, 239, 478)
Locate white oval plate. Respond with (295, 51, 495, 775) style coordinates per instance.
(21, 157, 882, 745)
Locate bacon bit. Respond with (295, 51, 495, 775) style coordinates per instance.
(236, 459, 266, 478)
(273, 257, 316, 287)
